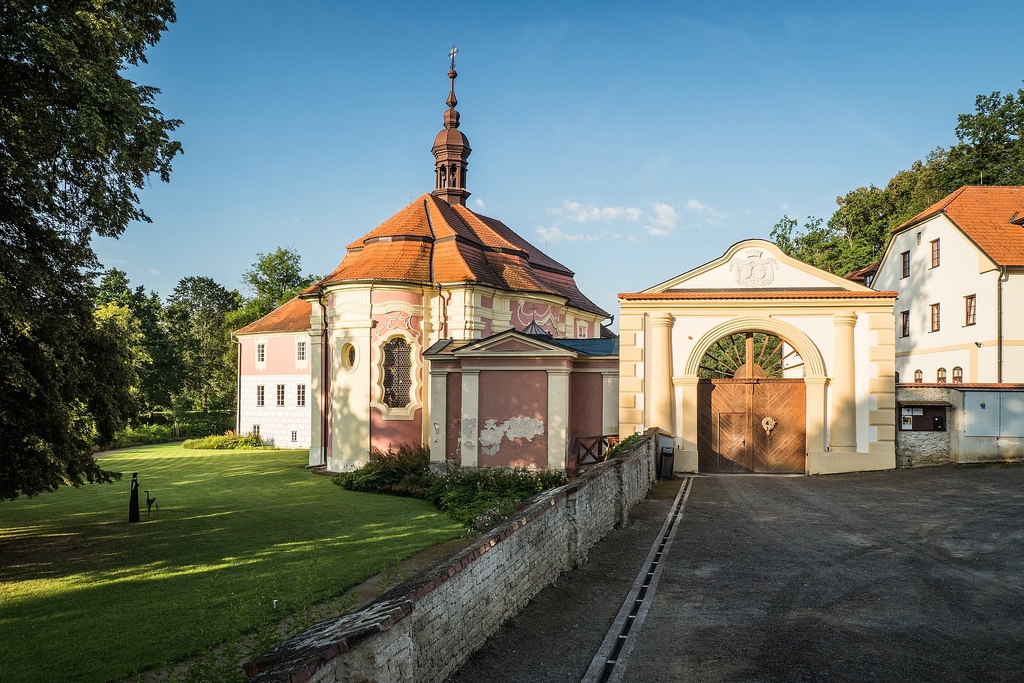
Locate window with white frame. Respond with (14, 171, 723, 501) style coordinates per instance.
(257, 342, 266, 363)
(252, 425, 260, 436)
(914, 369, 923, 383)
(256, 385, 265, 406)
(296, 340, 307, 362)
(297, 383, 306, 407)
(953, 366, 963, 383)
(937, 367, 947, 383)
(291, 431, 297, 442)
(276, 384, 285, 406)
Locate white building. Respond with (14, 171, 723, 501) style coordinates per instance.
(873, 186, 1024, 384)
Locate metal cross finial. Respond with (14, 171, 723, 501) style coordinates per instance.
(449, 45, 458, 68)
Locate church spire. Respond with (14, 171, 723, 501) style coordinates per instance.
(432, 46, 472, 206)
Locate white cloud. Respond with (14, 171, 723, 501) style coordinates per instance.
(474, 198, 486, 209)
(547, 200, 643, 223)
(645, 202, 681, 235)
(779, 203, 790, 211)
(148, 268, 161, 276)
(685, 198, 726, 226)
(535, 225, 598, 243)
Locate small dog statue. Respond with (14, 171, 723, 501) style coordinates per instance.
(144, 490, 159, 517)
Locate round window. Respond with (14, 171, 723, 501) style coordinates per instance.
(341, 343, 357, 371)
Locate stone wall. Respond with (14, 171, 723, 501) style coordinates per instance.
(895, 386, 954, 468)
(243, 429, 660, 683)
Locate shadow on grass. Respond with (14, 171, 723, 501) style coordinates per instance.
(0, 444, 463, 683)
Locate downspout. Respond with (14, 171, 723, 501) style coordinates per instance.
(998, 266, 1006, 383)
(317, 287, 329, 464)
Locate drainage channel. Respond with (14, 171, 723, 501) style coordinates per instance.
(581, 477, 693, 683)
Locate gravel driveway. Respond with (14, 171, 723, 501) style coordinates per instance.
(450, 465, 1024, 683)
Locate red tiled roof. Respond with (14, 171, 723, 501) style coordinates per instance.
(234, 296, 312, 335)
(894, 186, 1024, 267)
(323, 194, 608, 316)
(619, 290, 897, 301)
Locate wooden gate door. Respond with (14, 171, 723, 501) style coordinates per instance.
(698, 379, 806, 473)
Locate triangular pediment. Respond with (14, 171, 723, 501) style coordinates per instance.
(454, 329, 576, 357)
(646, 239, 873, 292)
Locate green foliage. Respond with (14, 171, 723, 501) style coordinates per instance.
(427, 466, 567, 530)
(182, 431, 267, 450)
(243, 247, 320, 319)
(697, 332, 787, 379)
(947, 88, 1024, 188)
(0, 1, 181, 500)
(773, 86, 1024, 276)
(332, 443, 433, 497)
(96, 267, 177, 411)
(165, 276, 242, 415)
(108, 424, 173, 449)
(607, 432, 644, 459)
(0, 444, 461, 682)
(333, 444, 567, 531)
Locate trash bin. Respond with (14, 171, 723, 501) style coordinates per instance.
(658, 445, 674, 479)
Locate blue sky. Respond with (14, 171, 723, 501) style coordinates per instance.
(96, 1, 1024, 321)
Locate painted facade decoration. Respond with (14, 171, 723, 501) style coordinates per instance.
(872, 186, 1024, 384)
(619, 239, 899, 475)
(235, 59, 611, 471)
(425, 330, 618, 470)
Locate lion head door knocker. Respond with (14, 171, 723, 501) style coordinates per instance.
(761, 416, 778, 437)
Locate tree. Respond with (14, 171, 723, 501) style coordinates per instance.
(947, 88, 1024, 189)
(0, 2, 181, 499)
(244, 247, 318, 315)
(165, 277, 241, 415)
(96, 268, 176, 410)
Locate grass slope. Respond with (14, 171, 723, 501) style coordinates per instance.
(0, 444, 462, 682)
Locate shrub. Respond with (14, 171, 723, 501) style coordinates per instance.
(182, 431, 267, 450)
(426, 465, 567, 530)
(108, 424, 173, 450)
(331, 444, 568, 532)
(332, 444, 432, 497)
(606, 432, 644, 459)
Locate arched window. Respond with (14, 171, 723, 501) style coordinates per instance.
(937, 367, 947, 383)
(952, 366, 963, 383)
(914, 369, 923, 383)
(381, 337, 412, 408)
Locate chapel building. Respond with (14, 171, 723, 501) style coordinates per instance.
(234, 58, 614, 471)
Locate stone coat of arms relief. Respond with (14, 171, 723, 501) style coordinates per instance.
(729, 249, 779, 287)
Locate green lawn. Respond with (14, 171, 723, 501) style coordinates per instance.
(0, 444, 463, 682)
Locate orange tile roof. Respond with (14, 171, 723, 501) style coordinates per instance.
(234, 296, 312, 335)
(619, 290, 897, 301)
(894, 186, 1024, 266)
(322, 194, 608, 316)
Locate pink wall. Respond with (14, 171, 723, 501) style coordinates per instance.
(570, 373, 604, 440)
(509, 300, 564, 336)
(445, 373, 462, 462)
(370, 408, 422, 452)
(372, 290, 423, 305)
(477, 370, 548, 468)
(239, 335, 310, 375)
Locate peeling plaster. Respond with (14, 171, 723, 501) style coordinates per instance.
(478, 416, 545, 456)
